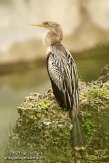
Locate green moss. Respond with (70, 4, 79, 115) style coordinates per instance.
(81, 108, 95, 147)
(5, 80, 109, 162)
(38, 100, 51, 109)
(86, 89, 109, 99)
(82, 118, 94, 136)
(86, 155, 97, 163)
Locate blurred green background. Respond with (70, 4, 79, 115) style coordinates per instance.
(0, 0, 109, 161)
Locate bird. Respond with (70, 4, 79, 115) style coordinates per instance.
(31, 21, 83, 149)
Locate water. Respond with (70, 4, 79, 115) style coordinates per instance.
(0, 67, 50, 160)
(75, 46, 109, 81)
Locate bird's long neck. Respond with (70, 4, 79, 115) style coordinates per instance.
(43, 28, 63, 48)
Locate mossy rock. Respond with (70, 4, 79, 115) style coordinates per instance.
(5, 80, 109, 162)
(98, 65, 109, 82)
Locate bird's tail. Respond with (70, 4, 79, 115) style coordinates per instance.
(69, 109, 83, 150)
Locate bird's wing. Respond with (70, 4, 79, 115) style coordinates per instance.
(47, 50, 77, 109)
(47, 52, 64, 91)
(65, 50, 79, 110)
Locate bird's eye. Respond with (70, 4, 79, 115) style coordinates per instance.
(43, 21, 48, 25)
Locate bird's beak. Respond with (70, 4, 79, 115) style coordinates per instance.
(30, 24, 48, 28)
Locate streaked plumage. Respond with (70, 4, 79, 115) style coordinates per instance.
(47, 43, 78, 111)
(47, 43, 83, 148)
(32, 21, 83, 149)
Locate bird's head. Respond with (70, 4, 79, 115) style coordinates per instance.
(31, 21, 62, 34)
(31, 21, 63, 46)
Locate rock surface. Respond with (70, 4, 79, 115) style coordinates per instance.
(1, 0, 109, 66)
(98, 65, 109, 83)
(5, 67, 109, 162)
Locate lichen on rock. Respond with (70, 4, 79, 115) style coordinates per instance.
(5, 67, 109, 162)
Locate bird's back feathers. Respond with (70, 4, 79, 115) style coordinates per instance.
(47, 43, 79, 111)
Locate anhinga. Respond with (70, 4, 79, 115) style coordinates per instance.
(31, 21, 83, 149)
